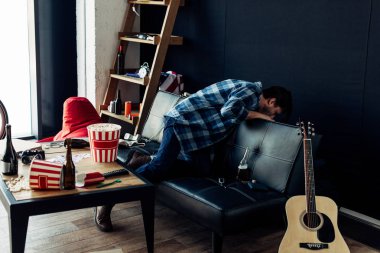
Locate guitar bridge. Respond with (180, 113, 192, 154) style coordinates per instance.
(300, 243, 328, 250)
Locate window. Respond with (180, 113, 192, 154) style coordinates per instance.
(0, 1, 33, 138)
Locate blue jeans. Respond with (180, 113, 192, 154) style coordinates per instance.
(135, 117, 181, 182)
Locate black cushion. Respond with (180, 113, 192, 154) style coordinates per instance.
(157, 177, 286, 235)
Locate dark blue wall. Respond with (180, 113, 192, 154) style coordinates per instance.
(143, 0, 380, 219)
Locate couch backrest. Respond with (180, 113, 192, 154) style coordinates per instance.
(142, 91, 307, 196)
(141, 91, 183, 142)
(216, 120, 303, 194)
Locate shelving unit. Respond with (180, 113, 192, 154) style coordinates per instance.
(100, 0, 183, 134)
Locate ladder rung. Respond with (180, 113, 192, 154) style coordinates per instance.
(128, 0, 184, 7)
(119, 33, 183, 45)
(110, 73, 149, 86)
(100, 110, 139, 125)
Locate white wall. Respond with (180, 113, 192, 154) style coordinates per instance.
(77, 0, 140, 110)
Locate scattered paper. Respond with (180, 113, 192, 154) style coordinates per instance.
(46, 153, 91, 164)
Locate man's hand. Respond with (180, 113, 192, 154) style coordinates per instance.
(246, 111, 274, 121)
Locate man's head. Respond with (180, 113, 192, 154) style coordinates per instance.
(258, 86, 292, 121)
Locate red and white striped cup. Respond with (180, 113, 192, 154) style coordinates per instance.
(29, 159, 63, 190)
(87, 123, 121, 163)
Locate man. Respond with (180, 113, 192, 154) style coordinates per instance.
(94, 79, 292, 232)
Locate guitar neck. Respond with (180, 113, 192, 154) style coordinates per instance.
(304, 138, 316, 213)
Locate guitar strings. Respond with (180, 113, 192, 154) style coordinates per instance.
(310, 143, 318, 228)
(305, 138, 318, 228)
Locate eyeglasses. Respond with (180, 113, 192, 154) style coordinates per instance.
(44, 141, 64, 149)
(137, 34, 148, 40)
(127, 33, 154, 41)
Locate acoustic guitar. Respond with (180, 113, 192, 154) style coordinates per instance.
(279, 121, 350, 253)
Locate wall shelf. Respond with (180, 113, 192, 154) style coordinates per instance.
(110, 73, 149, 86)
(129, 0, 184, 7)
(119, 32, 183, 45)
(100, 110, 139, 125)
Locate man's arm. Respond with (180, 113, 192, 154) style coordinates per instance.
(246, 111, 274, 121)
(220, 83, 261, 122)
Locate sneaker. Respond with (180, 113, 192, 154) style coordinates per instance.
(94, 205, 114, 232)
(127, 151, 152, 169)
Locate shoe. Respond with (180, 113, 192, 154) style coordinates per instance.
(127, 151, 151, 169)
(94, 205, 114, 232)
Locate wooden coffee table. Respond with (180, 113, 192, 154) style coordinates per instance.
(0, 147, 155, 253)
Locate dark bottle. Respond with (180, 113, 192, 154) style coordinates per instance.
(116, 45, 125, 75)
(115, 89, 122, 115)
(1, 124, 18, 175)
(236, 147, 250, 183)
(62, 138, 75, 190)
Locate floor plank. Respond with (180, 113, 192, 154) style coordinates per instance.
(0, 201, 379, 253)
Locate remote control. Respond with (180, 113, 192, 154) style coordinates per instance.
(103, 168, 129, 178)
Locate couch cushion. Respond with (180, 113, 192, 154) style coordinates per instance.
(157, 177, 286, 234)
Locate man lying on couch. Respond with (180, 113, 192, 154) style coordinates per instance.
(94, 79, 293, 232)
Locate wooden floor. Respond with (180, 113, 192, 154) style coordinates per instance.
(0, 201, 379, 253)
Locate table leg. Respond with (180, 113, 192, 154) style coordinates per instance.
(8, 214, 29, 253)
(141, 198, 155, 253)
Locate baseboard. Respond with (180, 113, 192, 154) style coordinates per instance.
(339, 207, 380, 250)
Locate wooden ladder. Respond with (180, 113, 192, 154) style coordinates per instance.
(100, 0, 184, 134)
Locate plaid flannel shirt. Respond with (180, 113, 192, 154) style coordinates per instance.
(165, 79, 262, 153)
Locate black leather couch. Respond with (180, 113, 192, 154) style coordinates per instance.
(120, 91, 307, 253)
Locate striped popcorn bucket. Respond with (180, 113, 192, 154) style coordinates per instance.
(29, 159, 63, 190)
(87, 123, 121, 163)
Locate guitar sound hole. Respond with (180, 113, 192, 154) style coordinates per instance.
(303, 212, 322, 229)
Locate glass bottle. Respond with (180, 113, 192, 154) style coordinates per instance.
(236, 147, 250, 183)
(1, 124, 18, 175)
(116, 45, 125, 75)
(62, 138, 75, 190)
(115, 89, 122, 115)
